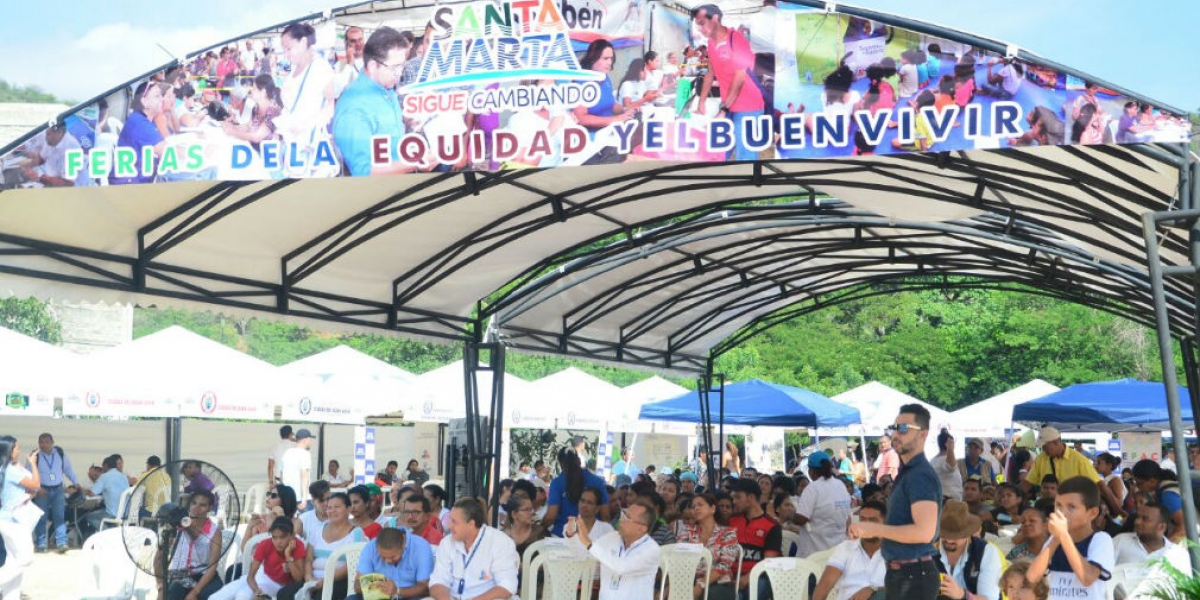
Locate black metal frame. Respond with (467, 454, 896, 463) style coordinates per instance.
(460, 340, 505, 521)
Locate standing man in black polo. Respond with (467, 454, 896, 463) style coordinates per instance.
(849, 404, 941, 600)
(33, 433, 79, 553)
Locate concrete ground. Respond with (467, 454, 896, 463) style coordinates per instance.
(21, 547, 160, 600)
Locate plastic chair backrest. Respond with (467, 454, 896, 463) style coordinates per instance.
(781, 530, 803, 557)
(100, 486, 138, 528)
(521, 537, 572, 598)
(529, 552, 596, 600)
(240, 532, 272, 581)
(732, 543, 744, 592)
(79, 526, 154, 598)
(244, 483, 268, 517)
(660, 543, 711, 600)
(749, 557, 822, 600)
(805, 546, 835, 567)
(322, 542, 367, 600)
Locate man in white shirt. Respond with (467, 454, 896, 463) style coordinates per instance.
(935, 501, 1001, 600)
(430, 498, 519, 600)
(268, 425, 296, 487)
(1113, 503, 1190, 599)
(280, 428, 314, 509)
(566, 499, 661, 600)
(812, 501, 888, 600)
(19, 124, 87, 187)
(796, 451, 853, 557)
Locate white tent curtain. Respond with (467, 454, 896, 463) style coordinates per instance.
(0, 325, 80, 417)
(826, 381, 952, 458)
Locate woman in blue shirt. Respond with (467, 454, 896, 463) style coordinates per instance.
(0, 436, 40, 524)
(542, 447, 609, 536)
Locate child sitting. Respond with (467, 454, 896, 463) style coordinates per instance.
(1026, 476, 1114, 600)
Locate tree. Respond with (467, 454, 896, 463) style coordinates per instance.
(0, 297, 62, 343)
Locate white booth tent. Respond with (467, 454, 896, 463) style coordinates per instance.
(950, 379, 1060, 439)
(0, 325, 81, 417)
(616, 376, 695, 435)
(526, 367, 620, 431)
(825, 381, 952, 458)
(66, 325, 279, 420)
(279, 344, 420, 425)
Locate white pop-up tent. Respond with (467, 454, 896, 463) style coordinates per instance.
(0, 325, 80, 417)
(67, 325, 280, 420)
(826, 381, 952, 458)
(414, 360, 538, 425)
(280, 345, 420, 425)
(951, 379, 1060, 439)
(526, 367, 621, 431)
(615, 376, 692, 434)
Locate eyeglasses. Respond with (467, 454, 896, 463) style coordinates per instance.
(267, 492, 279, 499)
(374, 59, 405, 75)
(886, 423, 923, 435)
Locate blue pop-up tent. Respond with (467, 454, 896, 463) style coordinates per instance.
(1013, 379, 1193, 432)
(639, 379, 861, 427)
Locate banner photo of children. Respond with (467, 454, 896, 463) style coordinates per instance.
(0, 0, 1189, 190)
(772, 5, 1191, 160)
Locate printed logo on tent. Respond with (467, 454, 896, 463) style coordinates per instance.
(85, 391, 101, 409)
(365, 429, 375, 444)
(511, 410, 522, 425)
(200, 391, 218, 414)
(423, 400, 435, 415)
(298, 396, 313, 416)
(566, 412, 577, 427)
(355, 443, 366, 459)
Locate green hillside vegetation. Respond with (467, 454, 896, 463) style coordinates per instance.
(0, 79, 68, 104)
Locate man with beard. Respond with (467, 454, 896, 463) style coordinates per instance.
(812, 500, 888, 600)
(849, 404, 941, 600)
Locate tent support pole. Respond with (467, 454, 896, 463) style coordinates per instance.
(1143, 207, 1200, 571)
(697, 370, 715, 491)
(718, 375, 726, 475)
(317, 423, 326, 479)
(462, 340, 505, 525)
(1182, 337, 1200, 435)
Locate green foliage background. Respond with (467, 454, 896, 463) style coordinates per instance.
(0, 78, 70, 104)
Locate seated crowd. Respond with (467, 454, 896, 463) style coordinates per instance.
(4, 406, 1198, 600)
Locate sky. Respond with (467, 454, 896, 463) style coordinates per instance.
(0, 0, 1197, 111)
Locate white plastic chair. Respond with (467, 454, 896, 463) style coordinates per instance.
(100, 487, 139, 531)
(749, 557, 822, 600)
(521, 537, 574, 598)
(229, 532, 272, 584)
(78, 526, 157, 600)
(322, 542, 366, 600)
(0, 520, 34, 599)
(660, 543, 712, 600)
(781, 530, 803, 557)
(806, 546, 835, 567)
(220, 523, 248, 583)
(243, 483, 268, 518)
(732, 543, 744, 592)
(529, 552, 596, 600)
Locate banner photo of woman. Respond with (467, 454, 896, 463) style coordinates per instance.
(1, 0, 1188, 188)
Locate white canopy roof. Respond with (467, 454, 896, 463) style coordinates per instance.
(279, 344, 420, 425)
(0, 325, 80, 417)
(616, 376, 694, 434)
(526, 367, 622, 430)
(67, 325, 280, 420)
(950, 379, 1060, 439)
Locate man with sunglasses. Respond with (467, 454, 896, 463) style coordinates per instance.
(849, 404, 941, 600)
(333, 26, 428, 176)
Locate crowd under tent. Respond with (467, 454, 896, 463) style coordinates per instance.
(1, 0, 1198, 564)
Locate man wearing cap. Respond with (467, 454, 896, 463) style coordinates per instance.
(1023, 426, 1122, 519)
(935, 500, 1001, 600)
(680, 471, 699, 494)
(958, 439, 996, 485)
(268, 425, 296, 488)
(849, 404, 941, 600)
(281, 428, 316, 510)
(796, 451, 853, 557)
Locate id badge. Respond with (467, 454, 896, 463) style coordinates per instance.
(457, 578, 465, 595)
(610, 575, 622, 590)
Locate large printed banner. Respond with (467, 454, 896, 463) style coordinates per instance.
(1, 1, 1189, 190)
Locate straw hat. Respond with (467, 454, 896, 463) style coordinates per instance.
(940, 500, 982, 540)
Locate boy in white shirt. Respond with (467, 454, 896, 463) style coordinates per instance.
(1026, 476, 1114, 600)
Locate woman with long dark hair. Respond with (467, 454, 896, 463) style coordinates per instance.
(241, 483, 302, 553)
(572, 39, 636, 133)
(0, 436, 40, 525)
(347, 484, 382, 539)
(542, 446, 609, 536)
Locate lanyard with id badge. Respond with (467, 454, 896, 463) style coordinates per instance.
(610, 537, 650, 591)
(455, 528, 486, 598)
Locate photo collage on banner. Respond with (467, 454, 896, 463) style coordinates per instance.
(0, 0, 1189, 189)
